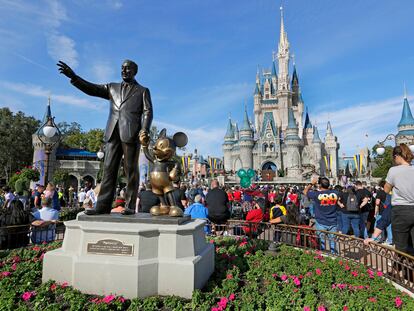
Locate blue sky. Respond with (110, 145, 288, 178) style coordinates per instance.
(0, 0, 413, 158)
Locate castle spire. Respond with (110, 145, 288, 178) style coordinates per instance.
(312, 126, 321, 143)
(224, 117, 234, 138)
(398, 87, 414, 127)
(241, 105, 252, 131)
(279, 5, 288, 51)
(287, 107, 297, 129)
(304, 108, 312, 129)
(326, 121, 333, 136)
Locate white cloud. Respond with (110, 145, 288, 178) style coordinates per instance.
(107, 0, 123, 10)
(154, 120, 224, 158)
(47, 33, 79, 68)
(0, 81, 102, 110)
(314, 95, 413, 155)
(40, 0, 79, 67)
(91, 61, 116, 83)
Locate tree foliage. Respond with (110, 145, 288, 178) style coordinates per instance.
(0, 108, 40, 181)
(371, 145, 393, 180)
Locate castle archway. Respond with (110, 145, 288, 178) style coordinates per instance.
(233, 158, 242, 172)
(261, 161, 277, 181)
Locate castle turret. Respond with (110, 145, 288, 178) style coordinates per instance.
(284, 107, 302, 178)
(254, 69, 262, 133)
(32, 98, 59, 186)
(302, 108, 313, 145)
(239, 107, 254, 169)
(312, 126, 322, 173)
(396, 86, 414, 145)
(222, 117, 236, 171)
(324, 121, 339, 178)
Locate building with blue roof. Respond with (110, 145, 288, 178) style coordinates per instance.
(222, 6, 340, 180)
(396, 89, 414, 145)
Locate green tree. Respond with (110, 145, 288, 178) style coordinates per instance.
(0, 108, 40, 181)
(85, 128, 104, 152)
(52, 168, 70, 187)
(371, 145, 393, 179)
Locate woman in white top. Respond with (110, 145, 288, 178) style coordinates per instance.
(384, 143, 414, 254)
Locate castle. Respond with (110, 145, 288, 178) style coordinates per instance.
(222, 7, 340, 181)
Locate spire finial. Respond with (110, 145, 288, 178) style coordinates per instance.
(48, 95, 51, 106)
(404, 81, 408, 99)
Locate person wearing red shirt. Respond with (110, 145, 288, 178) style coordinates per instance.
(233, 186, 242, 202)
(243, 198, 264, 236)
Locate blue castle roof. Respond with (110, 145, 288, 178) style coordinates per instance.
(260, 112, 277, 138)
(56, 148, 98, 158)
(287, 107, 297, 129)
(398, 97, 414, 127)
(304, 111, 312, 129)
(224, 118, 234, 138)
(312, 126, 321, 143)
(240, 108, 252, 132)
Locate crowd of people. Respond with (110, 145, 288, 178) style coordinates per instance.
(0, 144, 413, 256)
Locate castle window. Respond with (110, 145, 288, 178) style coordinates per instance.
(262, 143, 268, 153)
(269, 143, 274, 152)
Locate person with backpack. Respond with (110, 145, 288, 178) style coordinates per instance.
(338, 186, 362, 237)
(354, 181, 373, 238)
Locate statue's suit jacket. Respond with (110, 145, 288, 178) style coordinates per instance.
(70, 76, 153, 143)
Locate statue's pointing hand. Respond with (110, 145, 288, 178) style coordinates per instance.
(57, 61, 76, 79)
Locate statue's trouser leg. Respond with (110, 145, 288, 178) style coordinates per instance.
(95, 131, 122, 213)
(122, 141, 139, 211)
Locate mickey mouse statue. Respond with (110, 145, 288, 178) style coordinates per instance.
(141, 128, 188, 217)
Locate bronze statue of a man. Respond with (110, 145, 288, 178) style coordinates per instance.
(57, 60, 153, 215)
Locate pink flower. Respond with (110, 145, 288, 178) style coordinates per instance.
(102, 295, 116, 304)
(293, 278, 301, 286)
(61, 282, 68, 288)
(21, 291, 36, 301)
(317, 306, 326, 311)
(91, 297, 101, 304)
(118, 297, 125, 303)
(316, 269, 322, 275)
(281, 274, 288, 281)
(351, 271, 358, 277)
(50, 283, 57, 291)
(332, 284, 336, 289)
(377, 271, 383, 277)
(239, 241, 248, 247)
(11, 263, 17, 271)
(12, 256, 21, 263)
(226, 274, 233, 280)
(343, 307, 349, 311)
(303, 306, 311, 311)
(345, 265, 350, 271)
(306, 272, 313, 277)
(1, 271, 11, 277)
(210, 239, 215, 244)
(218, 297, 228, 309)
(245, 251, 250, 255)
(272, 273, 278, 278)
(211, 308, 219, 311)
(229, 293, 235, 301)
(368, 297, 377, 303)
(395, 296, 403, 308)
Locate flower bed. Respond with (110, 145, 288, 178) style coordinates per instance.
(0, 238, 412, 310)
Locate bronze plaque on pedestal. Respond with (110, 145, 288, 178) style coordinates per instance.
(87, 239, 134, 256)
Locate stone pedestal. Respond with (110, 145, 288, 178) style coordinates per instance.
(42, 213, 215, 299)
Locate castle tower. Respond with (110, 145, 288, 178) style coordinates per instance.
(396, 86, 414, 145)
(284, 107, 302, 177)
(324, 121, 339, 178)
(302, 108, 313, 145)
(32, 98, 59, 186)
(253, 69, 262, 133)
(312, 126, 322, 173)
(239, 107, 254, 169)
(277, 6, 290, 92)
(222, 117, 236, 171)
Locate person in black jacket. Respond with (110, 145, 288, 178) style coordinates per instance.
(205, 180, 230, 224)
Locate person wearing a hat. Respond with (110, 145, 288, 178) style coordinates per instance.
(31, 196, 59, 244)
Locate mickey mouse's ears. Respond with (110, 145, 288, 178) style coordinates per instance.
(173, 132, 188, 148)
